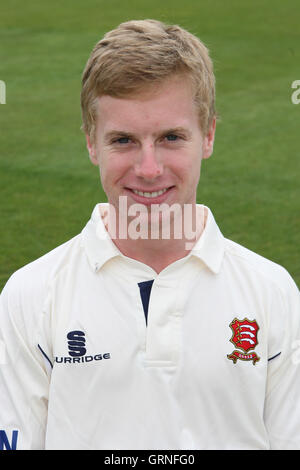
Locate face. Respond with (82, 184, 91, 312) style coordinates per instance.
(86, 75, 215, 221)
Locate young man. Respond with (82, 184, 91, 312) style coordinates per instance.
(0, 19, 299, 450)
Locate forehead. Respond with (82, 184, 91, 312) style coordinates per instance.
(94, 76, 199, 134)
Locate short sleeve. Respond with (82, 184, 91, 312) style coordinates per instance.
(264, 273, 300, 449)
(0, 275, 49, 450)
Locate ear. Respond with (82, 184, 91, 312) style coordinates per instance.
(85, 134, 98, 166)
(202, 117, 216, 160)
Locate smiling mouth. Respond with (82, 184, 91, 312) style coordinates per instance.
(126, 186, 175, 199)
(132, 188, 168, 198)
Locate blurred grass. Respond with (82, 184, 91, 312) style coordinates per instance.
(0, 0, 299, 289)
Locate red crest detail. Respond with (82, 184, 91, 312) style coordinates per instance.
(229, 318, 259, 353)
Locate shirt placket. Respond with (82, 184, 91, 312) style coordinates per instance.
(144, 276, 184, 367)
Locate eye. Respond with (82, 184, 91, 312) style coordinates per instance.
(113, 136, 131, 144)
(165, 134, 182, 142)
(165, 134, 180, 142)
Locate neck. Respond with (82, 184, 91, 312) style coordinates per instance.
(100, 203, 207, 273)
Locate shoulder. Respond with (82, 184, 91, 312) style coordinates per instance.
(0, 234, 85, 349)
(223, 237, 299, 297)
(1, 234, 83, 310)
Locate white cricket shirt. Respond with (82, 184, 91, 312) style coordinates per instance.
(0, 203, 300, 450)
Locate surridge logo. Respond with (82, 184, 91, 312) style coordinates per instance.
(67, 330, 86, 357)
(55, 330, 111, 364)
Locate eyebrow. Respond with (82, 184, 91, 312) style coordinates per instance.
(104, 127, 192, 144)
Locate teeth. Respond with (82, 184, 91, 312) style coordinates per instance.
(132, 188, 168, 198)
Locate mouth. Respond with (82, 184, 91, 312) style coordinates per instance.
(132, 188, 169, 198)
(125, 186, 175, 204)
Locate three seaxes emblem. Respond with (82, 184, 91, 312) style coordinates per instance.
(227, 318, 260, 365)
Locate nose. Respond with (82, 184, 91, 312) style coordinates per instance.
(134, 143, 163, 180)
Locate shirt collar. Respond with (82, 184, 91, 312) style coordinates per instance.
(189, 207, 225, 274)
(81, 203, 225, 274)
(81, 204, 120, 273)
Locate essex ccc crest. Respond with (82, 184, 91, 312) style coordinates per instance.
(227, 318, 260, 365)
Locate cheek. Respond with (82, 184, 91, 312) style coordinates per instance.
(172, 152, 202, 182)
(98, 153, 131, 187)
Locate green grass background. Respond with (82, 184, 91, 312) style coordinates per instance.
(0, 0, 299, 290)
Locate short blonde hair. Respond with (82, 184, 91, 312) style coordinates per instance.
(81, 19, 216, 141)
